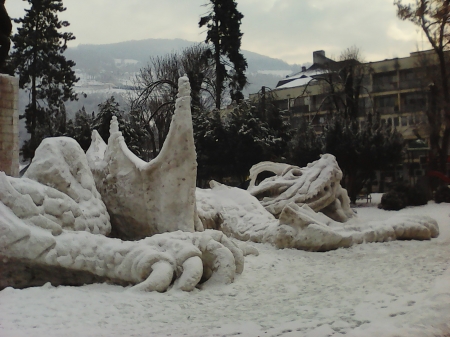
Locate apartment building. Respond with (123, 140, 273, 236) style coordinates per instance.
(249, 49, 449, 183)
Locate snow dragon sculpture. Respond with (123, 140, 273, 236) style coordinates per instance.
(196, 159, 439, 251)
(0, 77, 247, 292)
(247, 156, 355, 222)
(0, 138, 244, 292)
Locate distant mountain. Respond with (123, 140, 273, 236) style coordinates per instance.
(66, 38, 195, 68)
(65, 38, 303, 95)
(66, 38, 295, 70)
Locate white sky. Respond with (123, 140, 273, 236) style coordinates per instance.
(5, 0, 425, 65)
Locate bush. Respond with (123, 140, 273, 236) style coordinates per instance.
(379, 190, 408, 210)
(435, 185, 450, 203)
(379, 182, 428, 210)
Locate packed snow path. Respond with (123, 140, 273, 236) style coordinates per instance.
(1, 200, 449, 337)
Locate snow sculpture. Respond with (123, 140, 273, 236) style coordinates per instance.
(0, 138, 110, 236)
(0, 200, 243, 291)
(87, 76, 202, 240)
(0, 136, 245, 291)
(197, 181, 439, 251)
(274, 203, 439, 251)
(247, 155, 355, 222)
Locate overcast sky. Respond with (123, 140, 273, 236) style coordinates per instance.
(5, 0, 424, 65)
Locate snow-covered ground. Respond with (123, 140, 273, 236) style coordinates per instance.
(1, 195, 450, 337)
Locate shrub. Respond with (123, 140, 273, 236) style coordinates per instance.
(379, 182, 428, 210)
(379, 190, 408, 210)
(435, 185, 450, 203)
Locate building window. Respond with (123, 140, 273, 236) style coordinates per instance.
(422, 114, 428, 123)
(375, 94, 399, 114)
(401, 116, 407, 126)
(373, 71, 397, 92)
(394, 117, 399, 126)
(401, 92, 426, 112)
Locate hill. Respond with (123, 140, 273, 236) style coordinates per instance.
(65, 38, 305, 95)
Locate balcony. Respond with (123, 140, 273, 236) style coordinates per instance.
(402, 104, 426, 113)
(376, 106, 399, 115)
(399, 80, 423, 90)
(290, 105, 310, 114)
(372, 82, 398, 93)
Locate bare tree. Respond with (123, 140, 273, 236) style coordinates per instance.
(129, 44, 215, 159)
(395, 0, 450, 174)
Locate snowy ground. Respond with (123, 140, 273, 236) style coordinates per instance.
(1, 195, 450, 337)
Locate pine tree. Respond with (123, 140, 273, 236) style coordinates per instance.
(67, 107, 93, 151)
(199, 0, 248, 108)
(323, 112, 404, 203)
(288, 120, 323, 168)
(194, 109, 230, 185)
(10, 0, 78, 160)
(92, 96, 144, 158)
(194, 101, 286, 185)
(92, 97, 123, 143)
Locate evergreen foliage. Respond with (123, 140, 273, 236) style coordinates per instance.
(288, 120, 323, 168)
(194, 110, 229, 186)
(323, 113, 404, 203)
(288, 112, 404, 204)
(0, 0, 12, 72)
(92, 97, 123, 143)
(226, 102, 284, 183)
(10, 0, 78, 160)
(92, 96, 144, 158)
(199, 0, 248, 108)
(194, 102, 285, 186)
(66, 107, 92, 151)
(379, 181, 428, 210)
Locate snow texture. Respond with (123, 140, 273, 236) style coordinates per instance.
(0, 193, 244, 291)
(1, 200, 449, 337)
(87, 76, 202, 240)
(197, 181, 439, 251)
(0, 138, 110, 236)
(248, 155, 355, 222)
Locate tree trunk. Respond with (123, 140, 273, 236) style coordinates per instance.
(436, 50, 450, 174)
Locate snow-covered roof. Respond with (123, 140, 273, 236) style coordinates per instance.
(276, 68, 326, 89)
(276, 76, 314, 89)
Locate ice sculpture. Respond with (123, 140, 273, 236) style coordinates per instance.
(247, 155, 355, 222)
(197, 181, 439, 251)
(87, 76, 202, 240)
